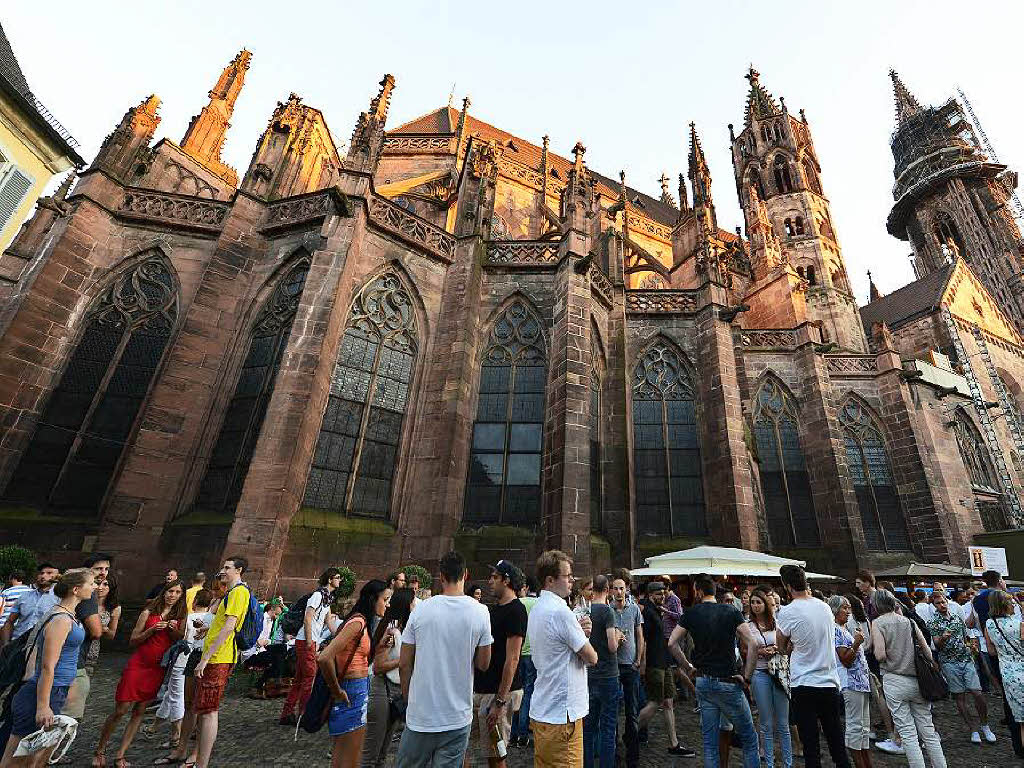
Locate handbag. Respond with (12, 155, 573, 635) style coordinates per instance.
(909, 620, 948, 702)
(299, 615, 366, 734)
(754, 623, 791, 697)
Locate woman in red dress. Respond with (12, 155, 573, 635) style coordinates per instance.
(93, 580, 186, 768)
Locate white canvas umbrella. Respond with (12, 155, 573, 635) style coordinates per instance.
(630, 545, 841, 581)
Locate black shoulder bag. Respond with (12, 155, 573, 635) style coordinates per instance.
(910, 619, 948, 702)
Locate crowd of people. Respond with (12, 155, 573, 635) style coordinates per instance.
(0, 552, 1023, 767)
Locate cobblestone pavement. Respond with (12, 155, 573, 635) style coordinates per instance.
(59, 654, 1020, 767)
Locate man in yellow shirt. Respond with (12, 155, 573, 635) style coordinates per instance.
(167, 556, 250, 768)
(184, 571, 206, 613)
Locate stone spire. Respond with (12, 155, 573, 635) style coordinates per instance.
(744, 65, 780, 126)
(180, 49, 251, 185)
(93, 95, 161, 182)
(678, 172, 689, 211)
(52, 170, 76, 203)
(747, 183, 783, 276)
(540, 134, 550, 199)
(889, 69, 923, 126)
(659, 172, 676, 209)
(346, 74, 396, 172)
(688, 122, 716, 231)
(868, 269, 882, 302)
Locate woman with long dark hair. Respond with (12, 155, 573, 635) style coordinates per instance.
(318, 579, 390, 768)
(93, 580, 186, 767)
(743, 588, 792, 768)
(1, 568, 94, 768)
(84, 576, 121, 675)
(361, 587, 415, 767)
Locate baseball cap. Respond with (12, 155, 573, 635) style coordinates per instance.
(493, 559, 518, 581)
(646, 580, 666, 594)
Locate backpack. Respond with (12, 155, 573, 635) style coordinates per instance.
(279, 591, 316, 638)
(0, 612, 63, 690)
(299, 615, 366, 735)
(229, 583, 263, 653)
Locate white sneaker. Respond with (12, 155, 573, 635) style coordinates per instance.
(971, 731, 982, 744)
(981, 724, 997, 742)
(875, 739, 904, 754)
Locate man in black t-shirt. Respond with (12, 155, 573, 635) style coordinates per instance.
(63, 553, 111, 720)
(668, 574, 759, 768)
(474, 560, 528, 767)
(638, 582, 696, 757)
(584, 575, 621, 768)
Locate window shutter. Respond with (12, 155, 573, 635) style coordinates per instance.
(0, 166, 33, 231)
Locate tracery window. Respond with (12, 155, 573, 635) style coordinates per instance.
(490, 214, 510, 239)
(935, 213, 965, 262)
(839, 399, 909, 551)
(303, 272, 418, 519)
(752, 376, 819, 546)
(193, 260, 309, 516)
(4, 256, 177, 513)
(774, 155, 793, 194)
(952, 409, 998, 492)
(465, 300, 546, 525)
(748, 170, 766, 201)
(632, 342, 705, 537)
(802, 158, 823, 195)
(794, 216, 805, 235)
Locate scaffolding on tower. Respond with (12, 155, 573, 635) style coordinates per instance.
(957, 87, 1024, 223)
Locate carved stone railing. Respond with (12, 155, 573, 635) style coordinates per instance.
(825, 355, 877, 375)
(626, 210, 673, 242)
(263, 189, 347, 232)
(497, 156, 565, 198)
(368, 195, 457, 262)
(739, 329, 798, 348)
(589, 264, 613, 305)
(119, 188, 230, 232)
(486, 240, 560, 266)
(382, 134, 455, 154)
(625, 289, 699, 314)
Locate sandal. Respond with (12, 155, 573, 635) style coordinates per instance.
(151, 758, 181, 766)
(157, 740, 179, 750)
(91, 756, 106, 768)
(116, 760, 133, 768)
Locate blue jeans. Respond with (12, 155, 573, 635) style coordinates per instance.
(750, 670, 792, 767)
(396, 724, 472, 768)
(618, 664, 641, 767)
(695, 676, 759, 768)
(512, 656, 536, 739)
(585, 675, 620, 768)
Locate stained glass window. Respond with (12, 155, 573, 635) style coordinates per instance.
(631, 342, 705, 537)
(4, 256, 177, 514)
(465, 300, 546, 525)
(193, 260, 309, 516)
(953, 409, 998, 492)
(752, 376, 818, 546)
(839, 398, 909, 551)
(590, 370, 602, 532)
(303, 273, 417, 519)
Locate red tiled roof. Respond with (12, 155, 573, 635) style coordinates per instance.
(391, 106, 705, 235)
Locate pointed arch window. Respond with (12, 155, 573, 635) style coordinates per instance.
(748, 170, 766, 201)
(465, 300, 546, 525)
(590, 369, 602, 532)
(935, 213, 966, 262)
(784, 218, 794, 237)
(303, 272, 418, 519)
(774, 155, 793, 194)
(632, 341, 705, 537)
(952, 409, 998, 492)
(802, 158, 823, 195)
(839, 399, 909, 551)
(193, 260, 309, 516)
(752, 377, 818, 546)
(4, 256, 177, 514)
(806, 265, 817, 285)
(794, 216, 805, 235)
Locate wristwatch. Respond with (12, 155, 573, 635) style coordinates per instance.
(493, 697, 507, 708)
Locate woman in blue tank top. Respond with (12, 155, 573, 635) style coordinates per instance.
(0, 567, 95, 765)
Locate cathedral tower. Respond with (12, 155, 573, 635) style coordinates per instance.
(731, 67, 865, 351)
(180, 49, 251, 185)
(886, 71, 1024, 330)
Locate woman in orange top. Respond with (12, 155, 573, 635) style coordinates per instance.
(319, 579, 391, 768)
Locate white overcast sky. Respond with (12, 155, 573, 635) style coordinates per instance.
(5, 1, 1023, 302)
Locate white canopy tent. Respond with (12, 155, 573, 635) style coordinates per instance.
(629, 545, 841, 581)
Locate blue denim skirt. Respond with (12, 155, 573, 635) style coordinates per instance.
(328, 676, 370, 736)
(11, 679, 70, 736)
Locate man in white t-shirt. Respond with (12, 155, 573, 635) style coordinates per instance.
(527, 550, 597, 767)
(776, 565, 850, 768)
(397, 551, 492, 767)
(279, 568, 341, 725)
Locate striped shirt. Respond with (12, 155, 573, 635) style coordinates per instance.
(0, 584, 31, 627)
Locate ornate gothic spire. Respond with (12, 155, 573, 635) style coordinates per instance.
(868, 270, 882, 302)
(889, 69, 923, 126)
(180, 49, 251, 185)
(93, 94, 161, 182)
(677, 172, 689, 211)
(347, 74, 396, 172)
(744, 65, 779, 126)
(688, 122, 712, 214)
